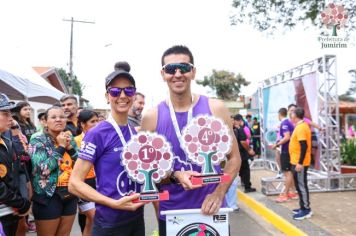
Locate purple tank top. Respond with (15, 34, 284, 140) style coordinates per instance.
(156, 95, 225, 220)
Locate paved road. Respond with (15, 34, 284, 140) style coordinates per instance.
(27, 203, 272, 235)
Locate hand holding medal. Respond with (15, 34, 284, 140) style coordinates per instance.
(122, 132, 173, 202)
(181, 115, 232, 185)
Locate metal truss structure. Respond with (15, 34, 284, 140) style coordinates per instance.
(255, 55, 356, 195)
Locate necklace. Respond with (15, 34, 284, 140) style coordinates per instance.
(167, 94, 194, 144)
(107, 113, 133, 146)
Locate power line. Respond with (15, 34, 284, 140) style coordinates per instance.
(63, 17, 95, 94)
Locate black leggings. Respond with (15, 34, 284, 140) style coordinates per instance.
(0, 214, 19, 236)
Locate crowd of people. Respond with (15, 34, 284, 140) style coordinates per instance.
(0, 44, 318, 236)
(0, 70, 147, 236)
(0, 45, 241, 236)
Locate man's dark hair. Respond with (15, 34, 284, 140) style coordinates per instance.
(37, 112, 46, 120)
(246, 114, 252, 119)
(288, 103, 297, 110)
(253, 117, 258, 121)
(278, 108, 288, 117)
(161, 45, 194, 66)
(233, 114, 243, 121)
(60, 94, 78, 104)
(294, 107, 305, 119)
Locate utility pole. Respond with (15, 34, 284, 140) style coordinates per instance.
(63, 17, 94, 94)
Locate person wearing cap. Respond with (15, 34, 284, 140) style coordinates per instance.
(0, 93, 31, 236)
(141, 45, 241, 236)
(69, 62, 145, 235)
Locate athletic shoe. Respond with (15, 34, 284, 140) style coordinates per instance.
(244, 187, 256, 193)
(293, 209, 313, 220)
(292, 208, 300, 214)
(26, 221, 37, 233)
(233, 207, 240, 213)
(151, 230, 159, 236)
(275, 194, 289, 203)
(288, 192, 299, 200)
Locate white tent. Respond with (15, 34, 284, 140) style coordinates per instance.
(0, 64, 65, 104)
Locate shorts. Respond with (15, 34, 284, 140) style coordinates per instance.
(32, 193, 78, 220)
(92, 215, 145, 236)
(280, 152, 291, 171)
(78, 178, 96, 212)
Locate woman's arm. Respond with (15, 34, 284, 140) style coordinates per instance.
(69, 159, 145, 211)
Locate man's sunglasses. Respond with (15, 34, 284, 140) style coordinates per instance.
(107, 87, 136, 97)
(162, 63, 194, 75)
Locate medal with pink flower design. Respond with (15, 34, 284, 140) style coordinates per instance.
(181, 115, 232, 185)
(122, 132, 173, 202)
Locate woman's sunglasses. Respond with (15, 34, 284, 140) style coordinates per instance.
(162, 63, 194, 75)
(107, 87, 136, 97)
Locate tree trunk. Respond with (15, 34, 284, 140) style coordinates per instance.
(199, 152, 217, 175)
(139, 169, 158, 193)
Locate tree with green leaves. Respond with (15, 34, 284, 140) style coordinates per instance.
(197, 70, 250, 100)
(57, 68, 84, 96)
(230, 0, 355, 35)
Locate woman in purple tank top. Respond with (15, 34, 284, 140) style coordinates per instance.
(142, 45, 241, 236)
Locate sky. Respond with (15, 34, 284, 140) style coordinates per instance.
(1, 0, 355, 109)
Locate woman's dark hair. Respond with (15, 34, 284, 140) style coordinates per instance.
(11, 101, 35, 127)
(76, 109, 99, 135)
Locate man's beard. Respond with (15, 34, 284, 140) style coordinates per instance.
(132, 106, 142, 117)
(66, 111, 75, 119)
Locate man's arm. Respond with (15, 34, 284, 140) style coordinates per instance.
(141, 107, 158, 132)
(272, 132, 291, 149)
(201, 98, 241, 215)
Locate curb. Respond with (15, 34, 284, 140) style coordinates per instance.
(238, 190, 307, 236)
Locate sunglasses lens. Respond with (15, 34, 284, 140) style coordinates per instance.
(123, 87, 136, 97)
(179, 64, 192, 73)
(108, 87, 136, 97)
(164, 64, 177, 74)
(164, 63, 193, 75)
(108, 88, 121, 97)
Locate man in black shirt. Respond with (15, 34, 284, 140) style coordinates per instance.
(234, 114, 256, 193)
(0, 93, 31, 236)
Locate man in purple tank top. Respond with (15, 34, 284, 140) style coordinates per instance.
(141, 45, 241, 236)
